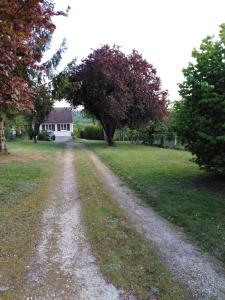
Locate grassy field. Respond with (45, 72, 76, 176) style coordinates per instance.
(0, 140, 65, 299)
(82, 140, 225, 266)
(74, 145, 190, 299)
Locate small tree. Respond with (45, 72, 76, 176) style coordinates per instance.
(59, 45, 167, 145)
(28, 40, 67, 142)
(4, 114, 28, 139)
(174, 24, 225, 174)
(27, 85, 54, 142)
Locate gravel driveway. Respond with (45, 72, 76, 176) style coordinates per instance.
(21, 147, 124, 300)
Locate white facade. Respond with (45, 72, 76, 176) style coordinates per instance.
(40, 123, 73, 140)
(40, 107, 74, 141)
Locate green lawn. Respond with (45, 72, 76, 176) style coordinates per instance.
(0, 140, 65, 299)
(83, 140, 225, 266)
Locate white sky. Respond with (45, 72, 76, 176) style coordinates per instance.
(50, 0, 225, 107)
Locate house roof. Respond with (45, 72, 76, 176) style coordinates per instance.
(44, 108, 73, 124)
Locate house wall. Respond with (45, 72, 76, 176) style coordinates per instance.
(40, 123, 74, 138)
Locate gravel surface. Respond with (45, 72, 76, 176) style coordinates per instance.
(21, 147, 124, 300)
(89, 150, 225, 300)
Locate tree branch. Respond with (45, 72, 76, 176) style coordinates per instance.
(15, 0, 32, 15)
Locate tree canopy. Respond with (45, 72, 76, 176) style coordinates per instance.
(174, 24, 225, 174)
(57, 45, 167, 145)
(0, 0, 68, 112)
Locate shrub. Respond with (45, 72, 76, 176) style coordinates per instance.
(80, 124, 104, 140)
(73, 124, 82, 139)
(5, 115, 28, 140)
(37, 131, 49, 141)
(174, 24, 225, 174)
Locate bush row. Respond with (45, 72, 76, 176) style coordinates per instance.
(74, 124, 104, 140)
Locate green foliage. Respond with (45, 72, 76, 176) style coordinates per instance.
(175, 24, 225, 174)
(37, 131, 49, 141)
(116, 120, 177, 147)
(114, 129, 131, 141)
(42, 39, 67, 80)
(72, 124, 82, 139)
(52, 59, 77, 101)
(5, 115, 28, 140)
(80, 124, 104, 140)
(73, 111, 95, 126)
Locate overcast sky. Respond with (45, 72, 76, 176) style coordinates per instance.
(49, 0, 225, 107)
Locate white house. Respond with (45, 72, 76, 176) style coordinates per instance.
(40, 107, 73, 141)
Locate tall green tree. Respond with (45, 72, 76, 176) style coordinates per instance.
(175, 24, 225, 174)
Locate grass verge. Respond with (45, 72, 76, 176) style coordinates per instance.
(82, 140, 225, 267)
(74, 145, 191, 299)
(0, 140, 65, 299)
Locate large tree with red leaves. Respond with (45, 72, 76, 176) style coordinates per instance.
(69, 45, 167, 145)
(0, 0, 67, 152)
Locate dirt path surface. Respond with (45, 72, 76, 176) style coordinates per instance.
(21, 147, 123, 300)
(88, 150, 225, 300)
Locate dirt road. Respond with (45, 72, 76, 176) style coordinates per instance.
(21, 148, 123, 300)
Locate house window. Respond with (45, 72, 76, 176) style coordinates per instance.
(42, 124, 46, 131)
(67, 124, 70, 131)
(60, 124, 68, 130)
(57, 124, 61, 131)
(52, 124, 55, 131)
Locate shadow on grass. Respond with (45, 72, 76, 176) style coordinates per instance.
(193, 173, 225, 194)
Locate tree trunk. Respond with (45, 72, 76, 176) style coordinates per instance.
(174, 135, 177, 147)
(147, 125, 156, 146)
(33, 121, 40, 143)
(100, 119, 115, 146)
(34, 135, 37, 143)
(0, 115, 7, 154)
(106, 134, 114, 146)
(160, 135, 164, 148)
(149, 134, 154, 146)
